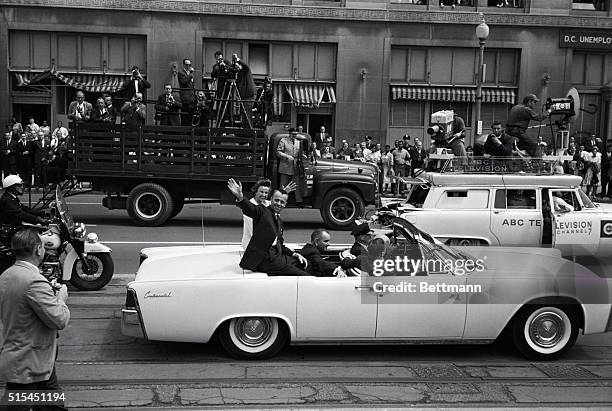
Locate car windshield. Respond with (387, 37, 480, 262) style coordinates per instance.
(417, 228, 464, 261)
(55, 186, 74, 229)
(578, 188, 596, 209)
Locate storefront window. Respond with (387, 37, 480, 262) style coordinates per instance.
(390, 100, 424, 126)
(487, 0, 524, 7)
(572, 0, 608, 11)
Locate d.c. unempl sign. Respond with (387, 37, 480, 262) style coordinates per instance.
(560, 30, 612, 49)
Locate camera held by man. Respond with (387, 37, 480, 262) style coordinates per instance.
(426, 110, 455, 147)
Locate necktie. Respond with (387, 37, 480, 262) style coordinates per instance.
(275, 213, 282, 254)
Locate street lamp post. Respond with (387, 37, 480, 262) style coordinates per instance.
(475, 13, 489, 139)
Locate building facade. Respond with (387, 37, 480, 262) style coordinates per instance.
(1, 0, 611, 148)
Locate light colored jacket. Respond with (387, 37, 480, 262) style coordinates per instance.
(276, 137, 301, 175)
(0, 261, 70, 383)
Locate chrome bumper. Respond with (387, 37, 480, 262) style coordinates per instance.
(121, 308, 145, 339)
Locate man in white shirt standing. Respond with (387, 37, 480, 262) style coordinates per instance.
(68, 91, 93, 123)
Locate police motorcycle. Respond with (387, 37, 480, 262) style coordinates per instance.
(0, 185, 114, 290)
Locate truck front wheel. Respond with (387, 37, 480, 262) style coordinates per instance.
(127, 183, 174, 226)
(321, 187, 365, 230)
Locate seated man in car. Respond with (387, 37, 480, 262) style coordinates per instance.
(299, 229, 348, 277)
(349, 222, 374, 256)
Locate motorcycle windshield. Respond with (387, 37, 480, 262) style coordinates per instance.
(55, 186, 74, 229)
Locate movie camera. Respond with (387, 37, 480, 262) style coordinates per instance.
(426, 110, 455, 146)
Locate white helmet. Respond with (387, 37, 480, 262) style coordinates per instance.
(2, 175, 24, 189)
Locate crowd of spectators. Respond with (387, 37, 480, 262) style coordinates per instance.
(2, 117, 69, 188)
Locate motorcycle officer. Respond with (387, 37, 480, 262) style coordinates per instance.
(0, 175, 49, 227)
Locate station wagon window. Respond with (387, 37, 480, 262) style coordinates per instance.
(550, 190, 582, 211)
(436, 189, 489, 209)
(494, 189, 537, 209)
(577, 189, 597, 209)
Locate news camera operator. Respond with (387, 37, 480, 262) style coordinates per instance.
(449, 113, 467, 158)
(121, 65, 151, 100)
(230, 53, 256, 119)
(155, 84, 183, 126)
(211, 51, 231, 103)
(192, 90, 213, 127)
(505, 94, 551, 158)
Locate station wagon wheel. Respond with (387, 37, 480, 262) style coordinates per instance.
(512, 305, 578, 360)
(321, 187, 365, 230)
(219, 317, 288, 360)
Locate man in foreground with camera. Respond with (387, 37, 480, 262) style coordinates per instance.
(0, 228, 70, 409)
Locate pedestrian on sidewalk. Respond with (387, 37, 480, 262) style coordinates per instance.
(0, 228, 70, 410)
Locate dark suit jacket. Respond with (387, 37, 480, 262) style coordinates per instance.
(91, 107, 113, 123)
(299, 243, 337, 277)
(237, 198, 293, 271)
(350, 242, 367, 256)
(155, 93, 183, 126)
(177, 70, 195, 107)
(121, 78, 151, 100)
(314, 132, 330, 150)
(33, 140, 51, 165)
(0, 192, 44, 225)
(1, 138, 17, 158)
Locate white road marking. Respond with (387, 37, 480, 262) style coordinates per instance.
(104, 241, 237, 245)
(66, 202, 101, 205)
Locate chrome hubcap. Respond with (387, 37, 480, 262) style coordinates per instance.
(330, 196, 356, 223)
(136, 193, 162, 219)
(234, 317, 273, 347)
(529, 312, 565, 348)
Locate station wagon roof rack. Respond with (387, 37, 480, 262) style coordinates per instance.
(427, 154, 571, 175)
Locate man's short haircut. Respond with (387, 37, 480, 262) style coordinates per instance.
(11, 228, 42, 259)
(183, 58, 191, 65)
(491, 121, 502, 128)
(214, 50, 223, 58)
(251, 178, 272, 193)
(271, 188, 288, 198)
(523, 95, 536, 104)
(164, 83, 172, 88)
(311, 228, 329, 244)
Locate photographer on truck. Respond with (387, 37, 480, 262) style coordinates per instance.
(505, 94, 551, 158)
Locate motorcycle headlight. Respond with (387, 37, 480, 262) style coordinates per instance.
(87, 233, 99, 243)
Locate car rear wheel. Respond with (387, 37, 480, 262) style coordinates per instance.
(219, 317, 288, 360)
(512, 305, 578, 360)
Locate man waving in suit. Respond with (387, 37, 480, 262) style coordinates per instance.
(227, 178, 309, 276)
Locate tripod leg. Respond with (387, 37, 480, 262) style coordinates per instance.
(216, 82, 230, 127)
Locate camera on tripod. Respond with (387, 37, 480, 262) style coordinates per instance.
(427, 110, 454, 146)
(545, 97, 575, 116)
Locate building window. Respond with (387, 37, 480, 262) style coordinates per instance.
(487, 0, 524, 7)
(391, 46, 518, 87)
(572, 51, 611, 86)
(481, 103, 512, 131)
(390, 100, 424, 126)
(248, 43, 269, 77)
(572, 0, 608, 11)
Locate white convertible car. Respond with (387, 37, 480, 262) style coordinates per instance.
(121, 219, 612, 360)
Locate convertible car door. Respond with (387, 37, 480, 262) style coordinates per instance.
(375, 219, 467, 339)
(375, 270, 468, 339)
(296, 276, 377, 338)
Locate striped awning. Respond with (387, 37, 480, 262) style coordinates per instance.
(14, 69, 129, 93)
(391, 86, 516, 104)
(284, 83, 336, 108)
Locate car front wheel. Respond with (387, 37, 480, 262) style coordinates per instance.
(512, 305, 579, 360)
(219, 317, 288, 360)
